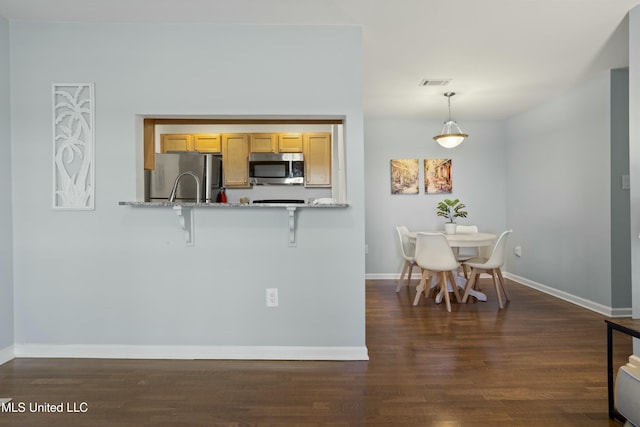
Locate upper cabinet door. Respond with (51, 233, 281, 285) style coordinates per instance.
(160, 134, 193, 153)
(303, 133, 332, 187)
(250, 133, 277, 153)
(222, 134, 250, 188)
(193, 134, 221, 153)
(278, 133, 303, 153)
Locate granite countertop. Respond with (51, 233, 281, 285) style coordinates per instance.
(119, 201, 349, 208)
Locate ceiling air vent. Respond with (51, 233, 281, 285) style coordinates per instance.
(419, 79, 451, 87)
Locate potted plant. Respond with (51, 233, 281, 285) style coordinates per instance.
(436, 198, 468, 234)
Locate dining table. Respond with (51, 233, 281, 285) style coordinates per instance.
(407, 231, 497, 306)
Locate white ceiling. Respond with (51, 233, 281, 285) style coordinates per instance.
(1, 0, 639, 120)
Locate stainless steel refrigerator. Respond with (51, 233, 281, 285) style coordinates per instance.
(148, 153, 222, 202)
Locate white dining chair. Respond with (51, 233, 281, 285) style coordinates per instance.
(455, 224, 479, 278)
(461, 229, 513, 309)
(414, 232, 461, 312)
(395, 226, 417, 293)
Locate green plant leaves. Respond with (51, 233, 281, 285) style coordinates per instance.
(436, 198, 468, 222)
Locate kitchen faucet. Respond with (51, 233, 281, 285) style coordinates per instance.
(168, 171, 201, 203)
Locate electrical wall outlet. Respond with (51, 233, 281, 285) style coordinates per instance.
(514, 246, 522, 257)
(266, 288, 279, 307)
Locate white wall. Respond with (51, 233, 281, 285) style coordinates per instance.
(630, 6, 640, 319)
(0, 15, 14, 362)
(364, 118, 508, 277)
(504, 71, 615, 310)
(10, 22, 366, 359)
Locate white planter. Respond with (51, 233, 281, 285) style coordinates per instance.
(444, 223, 457, 234)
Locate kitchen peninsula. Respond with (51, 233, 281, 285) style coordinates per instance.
(119, 199, 349, 247)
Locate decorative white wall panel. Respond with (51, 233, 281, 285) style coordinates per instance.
(52, 83, 95, 210)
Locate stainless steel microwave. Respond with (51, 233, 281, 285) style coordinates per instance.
(249, 153, 304, 185)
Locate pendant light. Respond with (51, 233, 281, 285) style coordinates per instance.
(433, 92, 468, 148)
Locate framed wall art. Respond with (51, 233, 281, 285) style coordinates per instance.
(390, 159, 419, 194)
(424, 158, 452, 194)
(52, 83, 95, 210)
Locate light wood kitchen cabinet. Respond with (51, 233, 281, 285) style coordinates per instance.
(160, 133, 221, 154)
(303, 133, 332, 187)
(193, 134, 221, 153)
(160, 134, 193, 153)
(250, 133, 277, 153)
(249, 133, 303, 153)
(278, 133, 303, 153)
(222, 134, 250, 188)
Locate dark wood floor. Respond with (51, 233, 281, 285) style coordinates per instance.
(0, 278, 636, 426)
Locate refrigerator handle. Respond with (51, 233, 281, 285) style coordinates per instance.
(205, 155, 213, 203)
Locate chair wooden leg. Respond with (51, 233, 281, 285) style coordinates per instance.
(473, 269, 482, 291)
(427, 272, 439, 297)
(417, 269, 430, 298)
(406, 264, 414, 289)
(396, 261, 409, 292)
(496, 269, 510, 302)
(448, 270, 461, 303)
(490, 269, 504, 309)
(441, 271, 451, 312)
(462, 269, 479, 303)
(413, 269, 428, 306)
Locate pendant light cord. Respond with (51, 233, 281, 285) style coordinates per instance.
(445, 92, 454, 122)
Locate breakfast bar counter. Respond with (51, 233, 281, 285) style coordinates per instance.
(118, 201, 349, 208)
(119, 201, 349, 247)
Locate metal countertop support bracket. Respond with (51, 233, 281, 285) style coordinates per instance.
(173, 206, 194, 246)
(170, 205, 297, 247)
(287, 207, 297, 247)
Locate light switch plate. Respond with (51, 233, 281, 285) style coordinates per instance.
(622, 175, 630, 190)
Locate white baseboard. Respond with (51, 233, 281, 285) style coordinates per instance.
(504, 273, 632, 318)
(0, 345, 15, 366)
(366, 272, 632, 318)
(13, 344, 369, 361)
(366, 273, 403, 280)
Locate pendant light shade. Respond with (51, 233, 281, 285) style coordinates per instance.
(433, 92, 468, 148)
